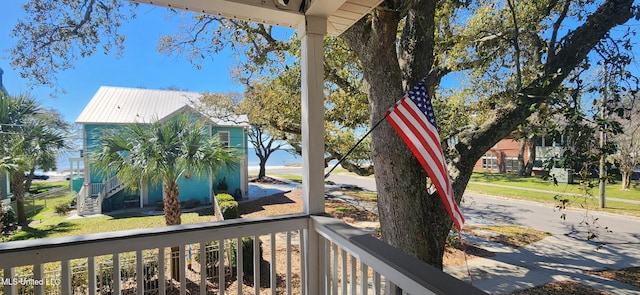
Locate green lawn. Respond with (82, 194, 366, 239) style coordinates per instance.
(467, 172, 640, 217)
(9, 181, 73, 222)
(4, 179, 217, 241)
(470, 171, 640, 201)
(8, 208, 216, 241)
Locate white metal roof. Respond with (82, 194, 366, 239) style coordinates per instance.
(76, 86, 248, 126)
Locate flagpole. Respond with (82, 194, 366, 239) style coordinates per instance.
(324, 113, 390, 179)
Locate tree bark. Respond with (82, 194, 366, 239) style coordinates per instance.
(163, 181, 182, 280)
(11, 172, 27, 225)
(621, 172, 631, 190)
(525, 137, 537, 176)
(258, 157, 267, 179)
(518, 140, 527, 176)
(163, 181, 182, 226)
(343, 3, 452, 268)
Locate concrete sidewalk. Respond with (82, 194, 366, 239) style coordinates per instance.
(445, 230, 640, 294)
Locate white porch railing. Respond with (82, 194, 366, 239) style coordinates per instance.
(100, 175, 123, 200)
(76, 185, 87, 214)
(77, 176, 124, 215)
(90, 183, 103, 197)
(0, 214, 486, 295)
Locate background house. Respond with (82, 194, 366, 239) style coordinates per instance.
(474, 133, 567, 174)
(0, 67, 12, 208)
(75, 86, 249, 214)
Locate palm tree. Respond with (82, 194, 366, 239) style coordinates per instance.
(10, 119, 66, 224)
(92, 113, 239, 226)
(93, 114, 238, 280)
(0, 93, 67, 225)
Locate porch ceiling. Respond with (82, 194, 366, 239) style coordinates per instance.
(130, 0, 383, 36)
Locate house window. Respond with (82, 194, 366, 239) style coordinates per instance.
(218, 131, 230, 147)
(482, 154, 498, 170)
(505, 157, 520, 172)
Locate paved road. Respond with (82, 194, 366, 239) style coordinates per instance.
(263, 167, 640, 294)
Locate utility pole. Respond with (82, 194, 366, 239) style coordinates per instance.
(599, 63, 608, 208)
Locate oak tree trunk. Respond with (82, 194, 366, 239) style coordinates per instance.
(525, 137, 537, 177)
(518, 140, 527, 176)
(343, 3, 454, 268)
(258, 156, 267, 179)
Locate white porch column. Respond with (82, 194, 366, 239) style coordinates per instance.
(299, 15, 327, 295)
(299, 15, 327, 215)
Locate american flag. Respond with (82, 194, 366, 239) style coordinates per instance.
(385, 78, 465, 231)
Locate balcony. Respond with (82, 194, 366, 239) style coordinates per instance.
(0, 213, 484, 295)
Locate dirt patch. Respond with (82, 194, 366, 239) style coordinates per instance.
(325, 199, 378, 223)
(444, 242, 496, 266)
(464, 225, 550, 248)
(508, 280, 611, 295)
(586, 267, 640, 288)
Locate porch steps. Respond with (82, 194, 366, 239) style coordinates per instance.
(79, 196, 101, 215)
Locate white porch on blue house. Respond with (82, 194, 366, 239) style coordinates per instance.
(74, 86, 249, 215)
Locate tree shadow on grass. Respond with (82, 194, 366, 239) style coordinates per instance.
(10, 221, 77, 241)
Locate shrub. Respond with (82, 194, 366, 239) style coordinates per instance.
(55, 202, 71, 215)
(1, 207, 18, 235)
(219, 201, 239, 220)
(233, 237, 263, 274)
(215, 193, 235, 204)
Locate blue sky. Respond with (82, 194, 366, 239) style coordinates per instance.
(0, 2, 245, 124)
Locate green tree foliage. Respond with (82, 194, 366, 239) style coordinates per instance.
(92, 114, 238, 226)
(10, 0, 135, 90)
(193, 91, 289, 179)
(1, 93, 69, 225)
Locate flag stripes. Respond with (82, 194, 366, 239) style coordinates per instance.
(385, 80, 465, 231)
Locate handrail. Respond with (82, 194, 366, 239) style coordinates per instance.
(212, 191, 224, 221)
(77, 184, 87, 213)
(0, 214, 308, 267)
(27, 187, 67, 200)
(311, 215, 487, 295)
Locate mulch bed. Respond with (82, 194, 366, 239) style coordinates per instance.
(248, 176, 290, 185)
(508, 280, 611, 295)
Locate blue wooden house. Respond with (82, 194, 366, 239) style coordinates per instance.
(75, 86, 249, 215)
(0, 67, 12, 209)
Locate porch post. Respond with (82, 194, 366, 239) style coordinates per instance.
(300, 15, 327, 215)
(299, 15, 327, 295)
